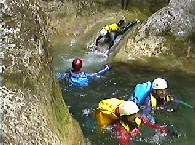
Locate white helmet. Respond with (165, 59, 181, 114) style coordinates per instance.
(119, 101, 139, 116)
(100, 28, 107, 36)
(152, 78, 168, 90)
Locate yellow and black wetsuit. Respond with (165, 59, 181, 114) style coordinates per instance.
(96, 23, 121, 49)
(151, 95, 174, 110)
(103, 23, 121, 33)
(120, 115, 142, 133)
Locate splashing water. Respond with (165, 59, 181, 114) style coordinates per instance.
(83, 52, 107, 67)
(53, 36, 195, 145)
(59, 66, 195, 145)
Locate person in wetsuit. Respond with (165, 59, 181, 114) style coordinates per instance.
(58, 58, 111, 89)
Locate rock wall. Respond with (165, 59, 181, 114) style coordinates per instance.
(0, 0, 85, 144)
(114, 0, 195, 63)
(139, 0, 195, 38)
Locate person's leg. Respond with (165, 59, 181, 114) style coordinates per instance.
(108, 32, 115, 49)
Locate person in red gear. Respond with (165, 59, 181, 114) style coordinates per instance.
(114, 115, 142, 145)
(113, 114, 169, 145)
(96, 98, 170, 145)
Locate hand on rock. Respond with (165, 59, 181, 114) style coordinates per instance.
(105, 64, 112, 70)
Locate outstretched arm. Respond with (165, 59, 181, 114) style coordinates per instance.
(96, 65, 111, 76)
(56, 71, 69, 81)
(140, 116, 169, 134)
(87, 65, 112, 81)
(173, 98, 194, 110)
(119, 21, 138, 34)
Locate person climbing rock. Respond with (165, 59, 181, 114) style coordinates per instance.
(95, 19, 138, 51)
(95, 19, 125, 51)
(58, 58, 111, 89)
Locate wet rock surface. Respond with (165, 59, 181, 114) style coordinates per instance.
(1, 86, 60, 144)
(1, 0, 86, 144)
(139, 0, 195, 38)
(115, 0, 195, 64)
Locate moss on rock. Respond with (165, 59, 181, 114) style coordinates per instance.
(1, 0, 86, 144)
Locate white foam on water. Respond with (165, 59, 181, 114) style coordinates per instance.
(83, 52, 107, 67)
(82, 108, 91, 116)
(55, 47, 110, 74)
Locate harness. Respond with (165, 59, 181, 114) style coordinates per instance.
(121, 117, 142, 133)
(151, 95, 174, 109)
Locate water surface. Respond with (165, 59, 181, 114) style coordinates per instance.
(55, 48, 195, 145)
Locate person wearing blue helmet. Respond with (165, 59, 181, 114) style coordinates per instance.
(58, 58, 111, 89)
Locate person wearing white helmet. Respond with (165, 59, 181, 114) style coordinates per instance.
(117, 101, 142, 136)
(96, 98, 143, 144)
(151, 78, 174, 109)
(94, 19, 139, 55)
(96, 99, 142, 129)
(95, 20, 125, 50)
(143, 78, 175, 116)
(116, 100, 170, 145)
(96, 98, 170, 145)
(152, 78, 168, 100)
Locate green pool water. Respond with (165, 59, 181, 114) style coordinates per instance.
(54, 46, 195, 145)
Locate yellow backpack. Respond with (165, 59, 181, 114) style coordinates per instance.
(98, 98, 124, 118)
(104, 23, 120, 32)
(97, 98, 124, 128)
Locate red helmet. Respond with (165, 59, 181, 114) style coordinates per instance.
(72, 58, 82, 71)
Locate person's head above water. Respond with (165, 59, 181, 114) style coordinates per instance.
(72, 58, 82, 72)
(114, 101, 140, 117)
(152, 78, 168, 98)
(152, 78, 168, 90)
(117, 101, 142, 127)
